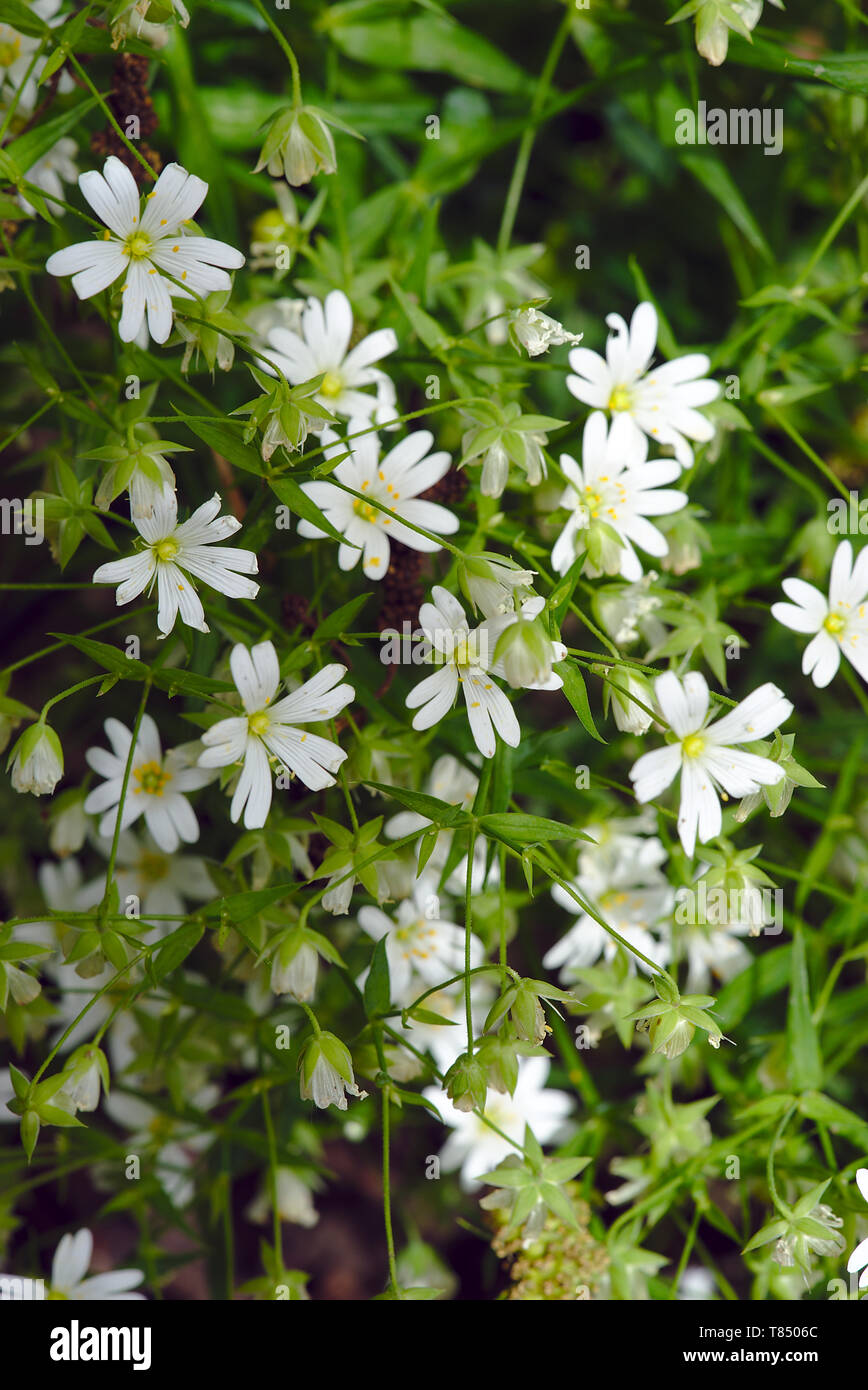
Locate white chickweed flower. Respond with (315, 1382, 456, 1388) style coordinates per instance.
(551, 412, 687, 581)
(567, 302, 720, 469)
(510, 306, 583, 357)
(84, 713, 212, 854)
(92, 485, 259, 637)
(771, 540, 868, 688)
(46, 156, 245, 345)
(298, 418, 459, 580)
(629, 671, 793, 857)
(263, 289, 397, 426)
(198, 641, 354, 828)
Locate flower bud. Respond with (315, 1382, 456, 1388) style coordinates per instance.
(443, 1052, 488, 1113)
(60, 1046, 107, 1113)
(271, 937, 318, 1002)
(460, 554, 536, 618)
(608, 670, 654, 735)
(8, 722, 63, 797)
(496, 619, 557, 690)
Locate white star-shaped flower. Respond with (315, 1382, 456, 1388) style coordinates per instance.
(406, 586, 525, 759)
(551, 412, 687, 581)
(262, 289, 398, 425)
(771, 540, 868, 688)
(46, 156, 245, 344)
(84, 714, 213, 853)
(198, 641, 354, 828)
(566, 302, 719, 469)
(0, 1228, 145, 1301)
(92, 485, 259, 637)
(629, 671, 793, 857)
(298, 418, 459, 580)
(357, 881, 483, 997)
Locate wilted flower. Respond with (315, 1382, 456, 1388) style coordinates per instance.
(459, 553, 537, 618)
(509, 306, 583, 357)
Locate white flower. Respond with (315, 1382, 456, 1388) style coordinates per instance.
(298, 1033, 366, 1111)
(551, 412, 687, 581)
(0, 1228, 146, 1300)
(245, 1167, 319, 1228)
(406, 587, 521, 759)
(20, 137, 77, 216)
(198, 641, 354, 828)
(103, 1086, 218, 1207)
(422, 1058, 572, 1190)
(674, 918, 752, 996)
(46, 156, 245, 345)
(271, 940, 318, 1000)
(0, 0, 71, 111)
(629, 672, 793, 857)
(510, 307, 583, 357)
(48, 793, 89, 857)
(106, 828, 215, 926)
(771, 540, 868, 688)
(263, 289, 397, 425)
(544, 830, 671, 978)
(567, 303, 720, 469)
(8, 722, 63, 796)
(357, 882, 483, 997)
(595, 572, 665, 649)
(92, 485, 259, 637)
(84, 714, 212, 853)
(846, 1169, 868, 1289)
(59, 1046, 105, 1113)
(694, 0, 781, 67)
(298, 419, 459, 580)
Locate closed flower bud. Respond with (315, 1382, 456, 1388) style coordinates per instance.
(60, 1046, 107, 1113)
(608, 669, 654, 735)
(8, 722, 63, 797)
(497, 619, 557, 690)
(443, 1052, 488, 1113)
(271, 937, 318, 1002)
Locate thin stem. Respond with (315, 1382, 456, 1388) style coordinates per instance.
(382, 1089, 400, 1298)
(250, 0, 302, 104)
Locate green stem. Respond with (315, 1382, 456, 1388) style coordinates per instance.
(382, 1088, 400, 1298)
(250, 0, 302, 105)
(497, 10, 571, 254)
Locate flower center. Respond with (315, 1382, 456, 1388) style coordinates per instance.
(353, 497, 380, 524)
(138, 850, 168, 883)
(123, 231, 152, 260)
(0, 37, 21, 67)
(823, 611, 846, 636)
(133, 761, 170, 796)
(682, 734, 706, 760)
(249, 710, 271, 736)
(608, 385, 633, 412)
(319, 370, 344, 399)
(154, 537, 179, 562)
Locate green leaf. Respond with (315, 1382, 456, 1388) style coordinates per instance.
(323, 9, 532, 94)
(271, 475, 349, 546)
(678, 153, 773, 261)
(554, 661, 605, 744)
(312, 593, 370, 641)
(5, 95, 102, 181)
(363, 935, 392, 1018)
(478, 812, 588, 847)
(152, 923, 204, 982)
(367, 782, 470, 829)
(176, 412, 266, 477)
